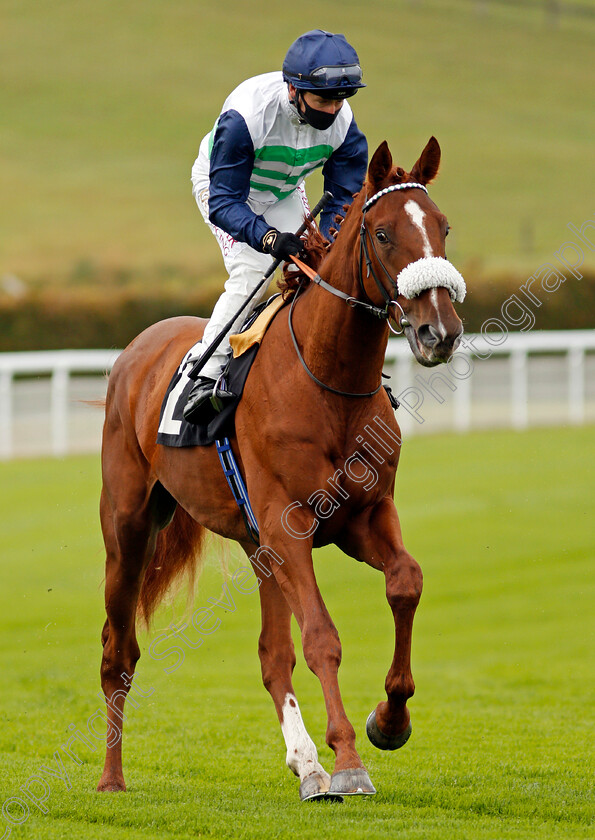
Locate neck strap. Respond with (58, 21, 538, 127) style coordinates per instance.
(287, 285, 384, 398)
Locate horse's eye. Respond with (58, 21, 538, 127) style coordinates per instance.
(445, 225, 451, 237)
(375, 230, 388, 244)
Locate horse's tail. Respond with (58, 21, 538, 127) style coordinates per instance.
(138, 506, 206, 627)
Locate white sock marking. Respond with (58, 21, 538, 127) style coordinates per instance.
(404, 200, 433, 257)
(280, 693, 330, 783)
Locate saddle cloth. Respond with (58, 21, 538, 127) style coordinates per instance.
(156, 294, 289, 448)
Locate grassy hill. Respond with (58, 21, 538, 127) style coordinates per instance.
(2, 0, 594, 290)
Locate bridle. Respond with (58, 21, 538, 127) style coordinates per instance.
(287, 182, 429, 398)
(359, 182, 429, 335)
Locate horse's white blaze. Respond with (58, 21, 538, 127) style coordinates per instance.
(430, 288, 447, 340)
(404, 199, 433, 257)
(280, 693, 329, 782)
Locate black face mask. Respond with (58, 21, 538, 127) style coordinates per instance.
(295, 92, 339, 131)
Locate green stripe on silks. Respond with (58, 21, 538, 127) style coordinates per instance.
(207, 118, 220, 157)
(253, 144, 333, 166)
(249, 181, 297, 200)
(251, 169, 302, 186)
(251, 162, 323, 185)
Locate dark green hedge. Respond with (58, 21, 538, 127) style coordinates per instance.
(0, 270, 593, 352)
(459, 269, 595, 333)
(0, 287, 219, 352)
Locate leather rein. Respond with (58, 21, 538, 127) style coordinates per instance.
(287, 182, 428, 398)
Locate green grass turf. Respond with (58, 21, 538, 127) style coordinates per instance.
(1, 0, 594, 280)
(0, 424, 593, 838)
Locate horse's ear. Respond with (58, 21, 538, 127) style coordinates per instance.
(410, 136, 441, 185)
(368, 141, 393, 190)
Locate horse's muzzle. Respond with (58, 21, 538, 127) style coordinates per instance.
(406, 321, 464, 366)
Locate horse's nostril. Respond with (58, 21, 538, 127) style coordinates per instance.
(428, 325, 443, 344)
(417, 324, 441, 348)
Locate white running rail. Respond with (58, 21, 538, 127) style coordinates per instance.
(0, 350, 120, 460)
(383, 329, 595, 434)
(0, 332, 594, 459)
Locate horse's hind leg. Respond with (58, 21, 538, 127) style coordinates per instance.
(254, 560, 334, 801)
(97, 443, 165, 792)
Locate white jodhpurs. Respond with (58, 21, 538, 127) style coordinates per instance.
(192, 182, 310, 381)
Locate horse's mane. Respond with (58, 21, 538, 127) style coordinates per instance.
(278, 195, 361, 297)
(278, 226, 329, 297)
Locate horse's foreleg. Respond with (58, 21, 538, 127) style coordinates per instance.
(256, 522, 375, 797)
(348, 499, 423, 750)
(97, 478, 159, 792)
(254, 562, 334, 800)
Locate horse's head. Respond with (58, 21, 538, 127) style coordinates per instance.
(360, 138, 465, 366)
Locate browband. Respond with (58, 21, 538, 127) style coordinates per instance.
(362, 183, 428, 213)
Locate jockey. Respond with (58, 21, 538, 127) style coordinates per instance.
(183, 29, 368, 423)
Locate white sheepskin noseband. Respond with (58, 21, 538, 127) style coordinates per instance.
(396, 256, 466, 303)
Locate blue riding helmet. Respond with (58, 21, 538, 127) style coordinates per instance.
(282, 30, 366, 99)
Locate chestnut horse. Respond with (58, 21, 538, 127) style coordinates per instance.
(97, 138, 464, 799)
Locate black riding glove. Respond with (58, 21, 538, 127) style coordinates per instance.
(261, 229, 304, 261)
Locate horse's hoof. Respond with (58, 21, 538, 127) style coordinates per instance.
(96, 780, 126, 792)
(366, 709, 412, 751)
(96, 774, 126, 792)
(328, 768, 376, 796)
(300, 771, 343, 802)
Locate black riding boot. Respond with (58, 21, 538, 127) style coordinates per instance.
(183, 376, 235, 424)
